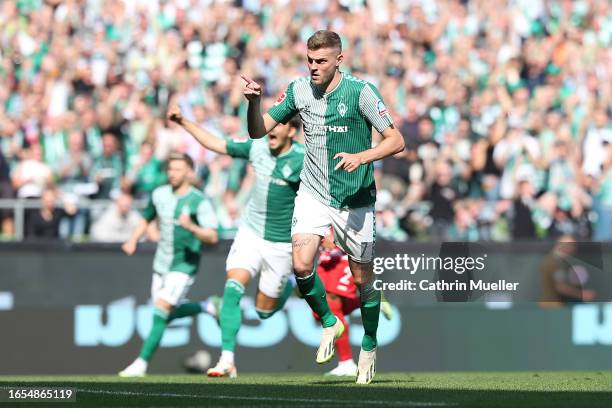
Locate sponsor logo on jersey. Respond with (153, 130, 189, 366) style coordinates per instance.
(274, 92, 287, 106)
(256, 173, 289, 186)
(377, 100, 388, 117)
(337, 101, 348, 117)
(304, 124, 349, 133)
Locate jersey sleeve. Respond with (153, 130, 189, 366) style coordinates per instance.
(226, 138, 254, 159)
(358, 83, 394, 133)
(267, 82, 298, 124)
(141, 192, 157, 222)
(196, 198, 219, 230)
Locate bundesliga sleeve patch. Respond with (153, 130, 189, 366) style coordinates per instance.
(377, 100, 388, 117)
(274, 92, 287, 106)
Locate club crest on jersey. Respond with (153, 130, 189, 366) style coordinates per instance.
(274, 92, 287, 106)
(337, 101, 348, 117)
(377, 100, 388, 117)
(282, 163, 292, 178)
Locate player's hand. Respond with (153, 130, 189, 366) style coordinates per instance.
(122, 240, 137, 256)
(167, 104, 183, 125)
(333, 152, 364, 172)
(240, 74, 262, 101)
(178, 213, 193, 231)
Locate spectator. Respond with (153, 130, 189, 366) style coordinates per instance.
(58, 130, 93, 193)
(11, 144, 53, 199)
(0, 146, 14, 238)
(512, 179, 537, 240)
(126, 141, 166, 199)
(25, 187, 77, 240)
(540, 235, 596, 307)
(91, 133, 124, 199)
(582, 109, 612, 177)
(56, 130, 94, 240)
(90, 192, 141, 243)
(0, 0, 609, 242)
(427, 160, 457, 239)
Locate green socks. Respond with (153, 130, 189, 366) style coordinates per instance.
(139, 308, 169, 362)
(168, 302, 202, 320)
(256, 280, 294, 319)
(296, 272, 337, 328)
(359, 280, 381, 351)
(220, 279, 245, 352)
(273, 280, 293, 313)
(138, 302, 206, 363)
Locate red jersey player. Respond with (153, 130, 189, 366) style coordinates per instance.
(316, 229, 393, 377)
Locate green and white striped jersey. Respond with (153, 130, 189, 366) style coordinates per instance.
(268, 72, 393, 208)
(142, 185, 218, 276)
(226, 137, 303, 243)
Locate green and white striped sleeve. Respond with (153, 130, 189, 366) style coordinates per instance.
(267, 82, 298, 124)
(358, 83, 394, 133)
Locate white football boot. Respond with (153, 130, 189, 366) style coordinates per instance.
(325, 359, 358, 377)
(316, 316, 344, 364)
(206, 359, 238, 378)
(356, 348, 376, 384)
(118, 357, 147, 378)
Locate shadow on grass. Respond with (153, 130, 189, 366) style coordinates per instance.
(0, 380, 611, 408)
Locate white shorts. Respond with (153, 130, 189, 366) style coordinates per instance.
(225, 225, 293, 298)
(151, 272, 194, 306)
(291, 188, 375, 263)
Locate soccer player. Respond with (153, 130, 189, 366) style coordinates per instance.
(241, 30, 405, 384)
(167, 104, 304, 378)
(316, 229, 393, 377)
(118, 152, 219, 377)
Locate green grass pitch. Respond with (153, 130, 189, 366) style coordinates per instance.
(1, 372, 611, 407)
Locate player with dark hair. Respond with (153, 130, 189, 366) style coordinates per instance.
(168, 105, 304, 377)
(119, 152, 219, 377)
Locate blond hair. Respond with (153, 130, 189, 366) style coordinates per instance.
(306, 30, 342, 53)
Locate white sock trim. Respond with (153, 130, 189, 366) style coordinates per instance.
(295, 272, 314, 281)
(220, 350, 234, 364)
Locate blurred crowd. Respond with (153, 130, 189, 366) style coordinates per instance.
(0, 0, 610, 242)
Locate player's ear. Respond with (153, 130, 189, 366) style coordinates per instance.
(288, 127, 297, 139)
(336, 52, 343, 67)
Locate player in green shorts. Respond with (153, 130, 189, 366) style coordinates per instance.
(241, 30, 405, 384)
(118, 152, 219, 377)
(167, 104, 304, 377)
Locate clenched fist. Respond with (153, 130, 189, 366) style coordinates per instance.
(167, 104, 184, 124)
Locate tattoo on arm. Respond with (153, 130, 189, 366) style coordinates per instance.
(292, 238, 312, 249)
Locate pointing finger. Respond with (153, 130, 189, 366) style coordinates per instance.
(240, 74, 254, 84)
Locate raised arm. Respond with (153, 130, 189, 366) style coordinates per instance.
(241, 74, 278, 139)
(167, 105, 228, 154)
